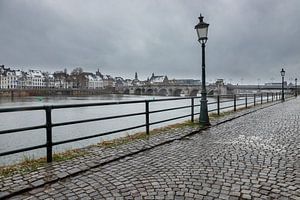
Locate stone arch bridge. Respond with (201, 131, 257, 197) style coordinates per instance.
(122, 85, 215, 96)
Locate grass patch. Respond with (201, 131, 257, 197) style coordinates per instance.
(208, 111, 233, 120)
(96, 120, 198, 148)
(0, 149, 86, 178)
(208, 104, 257, 120)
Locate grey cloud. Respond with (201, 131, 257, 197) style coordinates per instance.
(0, 0, 300, 83)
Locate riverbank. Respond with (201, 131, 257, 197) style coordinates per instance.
(0, 88, 119, 98)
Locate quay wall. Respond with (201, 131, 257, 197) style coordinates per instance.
(0, 88, 117, 97)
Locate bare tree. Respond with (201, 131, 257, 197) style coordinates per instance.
(70, 67, 87, 89)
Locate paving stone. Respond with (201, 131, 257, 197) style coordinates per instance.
(31, 179, 45, 187)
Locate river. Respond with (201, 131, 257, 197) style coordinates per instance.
(0, 94, 243, 165)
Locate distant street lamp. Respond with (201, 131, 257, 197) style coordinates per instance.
(295, 78, 298, 97)
(195, 14, 210, 126)
(281, 68, 285, 102)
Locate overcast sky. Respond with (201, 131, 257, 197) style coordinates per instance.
(0, 0, 300, 84)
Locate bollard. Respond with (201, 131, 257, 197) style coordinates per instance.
(254, 94, 256, 106)
(245, 94, 248, 108)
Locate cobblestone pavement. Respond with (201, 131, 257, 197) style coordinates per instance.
(4, 98, 300, 199)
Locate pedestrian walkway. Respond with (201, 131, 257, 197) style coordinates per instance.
(2, 98, 300, 199)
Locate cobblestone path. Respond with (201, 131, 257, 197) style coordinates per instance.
(9, 99, 300, 199)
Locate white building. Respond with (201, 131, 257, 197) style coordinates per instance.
(102, 75, 115, 88)
(1, 70, 18, 89)
(46, 74, 55, 88)
(26, 70, 45, 88)
(0, 65, 23, 89)
(86, 73, 104, 89)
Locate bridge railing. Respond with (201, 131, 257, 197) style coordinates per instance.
(0, 92, 294, 164)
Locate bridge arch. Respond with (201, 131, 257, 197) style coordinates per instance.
(189, 89, 199, 96)
(173, 89, 182, 96)
(158, 88, 168, 96)
(146, 88, 154, 95)
(134, 88, 142, 95)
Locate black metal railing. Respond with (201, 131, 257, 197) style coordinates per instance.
(0, 92, 293, 163)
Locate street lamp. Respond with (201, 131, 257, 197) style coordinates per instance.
(281, 68, 285, 102)
(295, 78, 298, 97)
(195, 14, 210, 126)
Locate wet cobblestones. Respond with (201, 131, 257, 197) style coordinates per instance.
(1, 98, 300, 199)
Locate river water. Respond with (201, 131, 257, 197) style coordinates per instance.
(0, 94, 246, 165)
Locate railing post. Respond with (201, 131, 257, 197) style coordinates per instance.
(217, 95, 220, 115)
(145, 101, 150, 135)
(279, 92, 281, 100)
(245, 94, 248, 108)
(261, 93, 263, 104)
(45, 106, 53, 163)
(272, 93, 274, 102)
(234, 94, 237, 111)
(191, 98, 194, 122)
(254, 94, 256, 106)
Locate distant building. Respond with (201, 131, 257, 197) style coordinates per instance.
(102, 75, 115, 88)
(215, 79, 224, 86)
(170, 79, 200, 85)
(1, 69, 17, 89)
(132, 72, 145, 86)
(86, 73, 104, 89)
(43, 72, 55, 88)
(149, 73, 168, 85)
(124, 79, 133, 87)
(115, 77, 126, 89)
(265, 82, 287, 87)
(213, 79, 227, 95)
(0, 65, 208, 92)
(27, 69, 45, 88)
(53, 71, 70, 88)
(0, 65, 23, 89)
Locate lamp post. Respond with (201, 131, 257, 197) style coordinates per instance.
(295, 78, 298, 97)
(281, 68, 285, 102)
(195, 14, 210, 126)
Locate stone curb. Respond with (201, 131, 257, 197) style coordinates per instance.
(0, 97, 295, 199)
